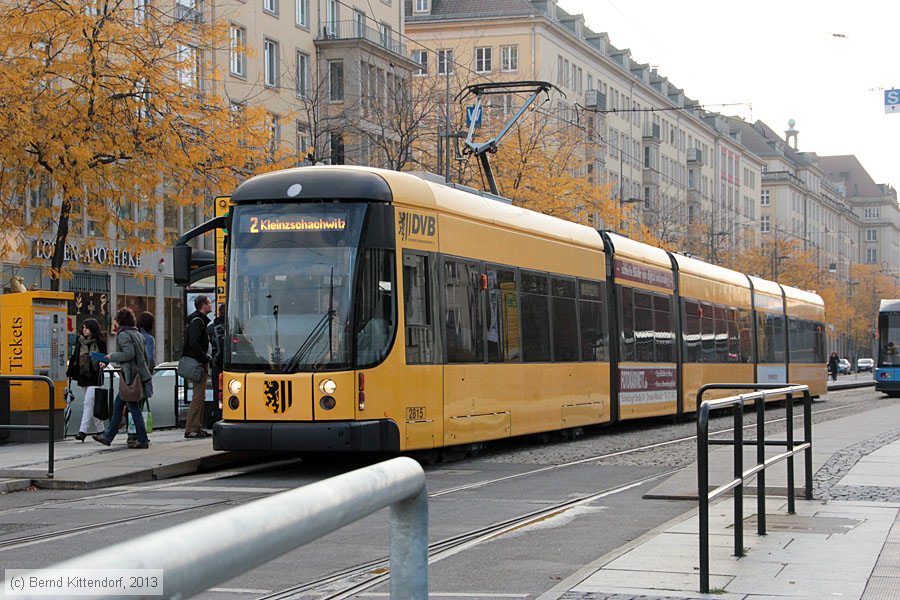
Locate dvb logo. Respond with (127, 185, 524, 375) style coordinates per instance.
(399, 212, 436, 241)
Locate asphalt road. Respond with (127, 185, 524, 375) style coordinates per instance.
(0, 385, 893, 599)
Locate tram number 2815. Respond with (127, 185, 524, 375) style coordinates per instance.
(406, 407, 426, 420)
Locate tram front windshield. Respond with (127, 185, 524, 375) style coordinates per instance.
(878, 312, 900, 366)
(227, 203, 366, 371)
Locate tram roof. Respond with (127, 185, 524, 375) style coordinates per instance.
(781, 284, 824, 308)
(602, 231, 672, 271)
(747, 275, 782, 298)
(405, 174, 607, 251)
(880, 299, 900, 313)
(670, 253, 750, 288)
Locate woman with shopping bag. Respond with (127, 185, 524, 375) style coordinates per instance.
(65, 318, 107, 442)
(92, 307, 152, 449)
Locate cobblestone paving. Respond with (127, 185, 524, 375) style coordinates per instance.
(814, 426, 900, 502)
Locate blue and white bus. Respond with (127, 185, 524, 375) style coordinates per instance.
(875, 299, 900, 397)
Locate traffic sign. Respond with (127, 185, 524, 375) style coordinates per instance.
(885, 89, 900, 114)
(466, 105, 482, 127)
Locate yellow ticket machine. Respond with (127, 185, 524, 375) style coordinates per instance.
(0, 291, 72, 442)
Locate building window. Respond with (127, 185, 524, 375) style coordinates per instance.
(229, 25, 246, 77)
(263, 0, 277, 15)
(437, 49, 453, 75)
(325, 0, 338, 35)
(866, 228, 877, 242)
(500, 45, 518, 72)
(176, 43, 198, 87)
(296, 122, 310, 162)
(761, 215, 770, 233)
(411, 50, 427, 75)
(329, 60, 343, 101)
(475, 47, 492, 73)
(864, 207, 880, 219)
(379, 22, 392, 50)
(866, 248, 878, 263)
(264, 39, 279, 87)
(267, 113, 281, 157)
(295, 51, 309, 96)
(413, 0, 428, 12)
(330, 132, 344, 164)
(353, 10, 365, 37)
(134, 0, 148, 24)
(760, 189, 770, 206)
(295, 0, 308, 26)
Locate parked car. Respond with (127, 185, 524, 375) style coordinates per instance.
(857, 357, 875, 372)
(837, 358, 852, 374)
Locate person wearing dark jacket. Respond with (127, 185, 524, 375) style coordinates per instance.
(66, 318, 107, 441)
(828, 352, 839, 382)
(183, 295, 212, 438)
(205, 303, 225, 428)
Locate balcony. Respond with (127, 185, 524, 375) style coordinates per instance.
(175, 2, 203, 22)
(687, 147, 703, 165)
(643, 122, 660, 141)
(642, 169, 660, 186)
(317, 20, 406, 58)
(761, 170, 803, 186)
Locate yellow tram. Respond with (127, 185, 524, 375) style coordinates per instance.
(172, 166, 826, 453)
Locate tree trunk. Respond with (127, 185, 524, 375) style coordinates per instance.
(49, 198, 71, 291)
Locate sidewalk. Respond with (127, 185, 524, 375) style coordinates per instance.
(541, 400, 900, 600)
(0, 428, 267, 491)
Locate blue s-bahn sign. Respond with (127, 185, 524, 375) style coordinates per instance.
(885, 89, 900, 114)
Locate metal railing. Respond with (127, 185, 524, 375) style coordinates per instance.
(0, 375, 56, 478)
(696, 383, 812, 594)
(317, 20, 407, 56)
(16, 457, 428, 599)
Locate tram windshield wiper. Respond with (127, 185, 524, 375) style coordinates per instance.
(280, 309, 335, 373)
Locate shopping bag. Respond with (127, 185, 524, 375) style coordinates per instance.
(127, 407, 153, 434)
(92, 388, 110, 421)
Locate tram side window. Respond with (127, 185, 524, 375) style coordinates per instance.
(619, 286, 635, 361)
(578, 278, 606, 361)
(486, 267, 521, 362)
(633, 290, 654, 362)
(654, 295, 673, 363)
(521, 271, 551, 362)
(713, 305, 728, 362)
(403, 253, 433, 364)
(762, 313, 785, 362)
(738, 309, 754, 363)
(726, 308, 740, 362)
(700, 302, 715, 362)
(815, 322, 826, 364)
(355, 248, 396, 368)
(444, 259, 484, 363)
(552, 277, 579, 362)
(683, 300, 701, 363)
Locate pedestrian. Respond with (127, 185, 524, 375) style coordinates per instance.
(124, 311, 157, 446)
(205, 303, 225, 429)
(92, 307, 152, 449)
(66, 318, 107, 442)
(828, 351, 839, 382)
(183, 295, 213, 438)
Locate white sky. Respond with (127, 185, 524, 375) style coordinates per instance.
(559, 0, 900, 190)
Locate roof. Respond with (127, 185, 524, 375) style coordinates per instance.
(816, 155, 883, 198)
(405, 0, 538, 20)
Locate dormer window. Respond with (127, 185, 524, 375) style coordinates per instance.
(413, 0, 429, 13)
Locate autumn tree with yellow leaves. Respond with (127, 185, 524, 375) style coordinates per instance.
(0, 0, 281, 289)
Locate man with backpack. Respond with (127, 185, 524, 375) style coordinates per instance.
(182, 295, 212, 438)
(205, 303, 225, 428)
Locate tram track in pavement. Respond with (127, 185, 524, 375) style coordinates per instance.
(258, 469, 679, 600)
(0, 393, 882, 576)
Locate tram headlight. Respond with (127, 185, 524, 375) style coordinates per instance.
(228, 395, 240, 410)
(228, 379, 242, 395)
(318, 378, 337, 394)
(319, 396, 336, 411)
